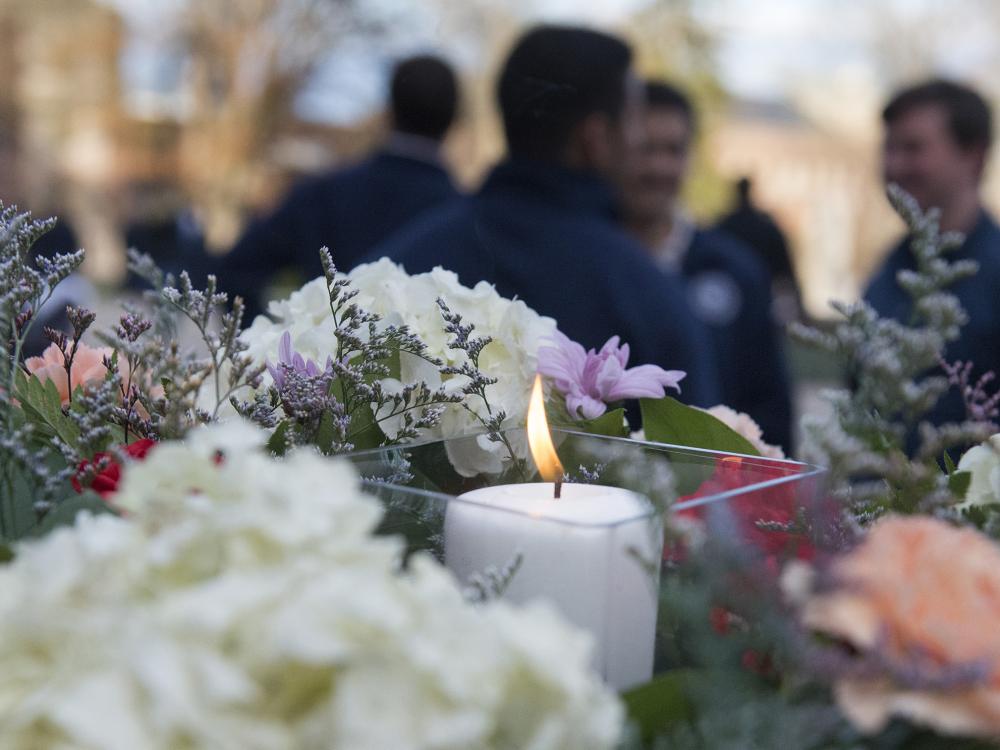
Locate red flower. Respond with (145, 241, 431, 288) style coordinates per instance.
(72, 439, 157, 499)
(672, 455, 818, 566)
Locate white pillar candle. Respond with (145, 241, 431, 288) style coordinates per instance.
(445, 482, 662, 690)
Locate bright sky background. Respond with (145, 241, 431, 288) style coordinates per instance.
(103, 0, 1000, 123)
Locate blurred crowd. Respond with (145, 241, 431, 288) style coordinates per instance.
(22, 23, 1000, 456)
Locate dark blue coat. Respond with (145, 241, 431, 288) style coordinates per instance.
(219, 150, 459, 319)
(363, 159, 722, 408)
(683, 228, 792, 450)
(865, 210, 1000, 428)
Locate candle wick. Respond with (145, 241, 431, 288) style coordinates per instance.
(554, 475, 562, 499)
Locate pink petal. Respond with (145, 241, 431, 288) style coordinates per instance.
(537, 331, 588, 389)
(605, 365, 686, 400)
(567, 392, 608, 420)
(278, 331, 293, 365)
(593, 355, 627, 401)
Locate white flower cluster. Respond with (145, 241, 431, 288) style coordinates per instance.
(957, 433, 1000, 508)
(0, 422, 622, 750)
(242, 259, 558, 474)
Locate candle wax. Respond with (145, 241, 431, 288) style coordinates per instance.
(445, 482, 661, 690)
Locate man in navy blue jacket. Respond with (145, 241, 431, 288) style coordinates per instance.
(623, 81, 792, 451)
(865, 79, 1000, 429)
(219, 54, 461, 319)
(363, 26, 720, 408)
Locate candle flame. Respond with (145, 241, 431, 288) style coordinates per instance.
(527, 374, 564, 483)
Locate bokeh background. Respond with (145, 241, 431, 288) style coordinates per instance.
(2, 0, 999, 320)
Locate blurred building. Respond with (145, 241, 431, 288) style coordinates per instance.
(709, 98, 900, 319)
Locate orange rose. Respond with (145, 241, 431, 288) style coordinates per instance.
(24, 342, 114, 405)
(790, 516, 1000, 738)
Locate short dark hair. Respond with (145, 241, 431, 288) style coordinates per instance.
(644, 80, 696, 129)
(882, 79, 993, 151)
(497, 25, 632, 160)
(390, 55, 458, 141)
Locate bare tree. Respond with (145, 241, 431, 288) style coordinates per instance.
(169, 0, 384, 248)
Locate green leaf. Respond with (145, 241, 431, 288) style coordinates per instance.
(12, 370, 80, 448)
(943, 450, 958, 475)
(382, 345, 402, 381)
(622, 670, 694, 743)
(567, 408, 629, 438)
(346, 403, 387, 451)
(949, 469, 972, 499)
(267, 420, 292, 456)
(0, 542, 13, 563)
(640, 397, 761, 457)
(31, 492, 116, 537)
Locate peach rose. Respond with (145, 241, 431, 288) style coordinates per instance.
(25, 342, 114, 405)
(790, 516, 1000, 738)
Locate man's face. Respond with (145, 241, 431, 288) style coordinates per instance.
(623, 106, 693, 222)
(882, 104, 983, 212)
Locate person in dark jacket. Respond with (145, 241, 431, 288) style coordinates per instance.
(717, 176, 800, 325)
(362, 25, 721, 408)
(220, 54, 461, 319)
(623, 81, 792, 451)
(865, 79, 1000, 429)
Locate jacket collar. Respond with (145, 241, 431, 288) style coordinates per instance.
(479, 158, 619, 219)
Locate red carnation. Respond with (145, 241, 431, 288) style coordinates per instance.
(72, 439, 157, 499)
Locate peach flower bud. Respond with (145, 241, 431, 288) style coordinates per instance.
(24, 342, 115, 405)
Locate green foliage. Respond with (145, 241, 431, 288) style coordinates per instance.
(29, 491, 115, 537)
(791, 185, 995, 523)
(12, 370, 81, 447)
(622, 670, 694, 744)
(640, 397, 761, 457)
(554, 407, 630, 439)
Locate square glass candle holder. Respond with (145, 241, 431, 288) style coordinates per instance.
(348, 429, 826, 690)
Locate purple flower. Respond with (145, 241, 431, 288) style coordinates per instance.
(266, 331, 331, 390)
(537, 330, 685, 419)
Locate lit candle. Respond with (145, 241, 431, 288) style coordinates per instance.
(444, 375, 662, 689)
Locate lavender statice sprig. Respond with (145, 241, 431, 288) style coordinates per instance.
(161, 271, 264, 417)
(0, 203, 84, 408)
(436, 297, 526, 477)
(940, 357, 1000, 425)
(462, 552, 523, 604)
(0, 204, 87, 538)
(308, 250, 463, 449)
(41, 304, 97, 406)
(792, 185, 994, 521)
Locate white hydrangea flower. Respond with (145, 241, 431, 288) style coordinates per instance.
(240, 260, 558, 475)
(0, 421, 622, 749)
(956, 433, 1000, 508)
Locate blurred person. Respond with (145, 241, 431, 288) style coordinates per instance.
(122, 179, 208, 290)
(865, 79, 1000, 429)
(716, 176, 800, 325)
(363, 25, 720, 408)
(623, 81, 792, 450)
(220, 53, 461, 320)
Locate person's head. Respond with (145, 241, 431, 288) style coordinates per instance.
(882, 79, 992, 213)
(497, 25, 643, 184)
(623, 80, 695, 225)
(389, 54, 458, 142)
(736, 176, 752, 203)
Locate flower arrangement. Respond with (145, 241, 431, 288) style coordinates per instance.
(4, 181, 1000, 750)
(0, 421, 622, 749)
